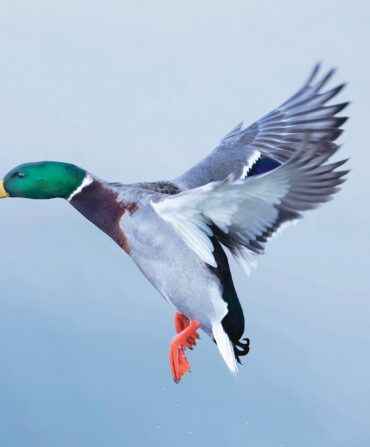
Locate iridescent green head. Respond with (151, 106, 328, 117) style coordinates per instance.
(0, 161, 86, 200)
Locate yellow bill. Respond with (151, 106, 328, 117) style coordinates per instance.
(0, 180, 9, 198)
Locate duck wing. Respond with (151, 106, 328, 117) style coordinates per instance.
(173, 63, 348, 190)
(153, 138, 348, 274)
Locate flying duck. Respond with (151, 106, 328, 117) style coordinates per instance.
(0, 64, 349, 383)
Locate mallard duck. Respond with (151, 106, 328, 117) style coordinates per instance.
(0, 64, 349, 383)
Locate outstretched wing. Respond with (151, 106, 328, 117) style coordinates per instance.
(153, 139, 348, 273)
(174, 63, 348, 190)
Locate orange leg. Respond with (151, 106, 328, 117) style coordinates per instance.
(174, 311, 189, 333)
(170, 315, 200, 383)
(174, 312, 199, 349)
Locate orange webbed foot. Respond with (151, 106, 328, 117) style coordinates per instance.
(170, 315, 200, 383)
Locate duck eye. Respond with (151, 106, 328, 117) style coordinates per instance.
(17, 172, 25, 178)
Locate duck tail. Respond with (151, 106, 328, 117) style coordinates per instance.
(212, 322, 238, 375)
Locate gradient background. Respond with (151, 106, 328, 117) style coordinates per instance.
(0, 1, 369, 446)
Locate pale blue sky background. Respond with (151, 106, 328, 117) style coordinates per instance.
(0, 1, 369, 446)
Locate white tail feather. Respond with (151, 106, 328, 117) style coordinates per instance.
(212, 322, 238, 375)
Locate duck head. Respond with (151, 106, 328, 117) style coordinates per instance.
(1, 160, 132, 253)
(0, 161, 87, 200)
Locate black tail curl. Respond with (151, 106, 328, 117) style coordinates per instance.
(234, 338, 250, 365)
